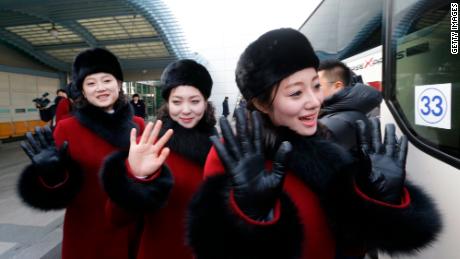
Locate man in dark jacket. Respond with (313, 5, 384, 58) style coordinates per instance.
(222, 96, 230, 118)
(37, 89, 68, 128)
(130, 93, 146, 119)
(319, 59, 382, 151)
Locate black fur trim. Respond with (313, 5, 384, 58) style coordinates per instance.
(75, 102, 137, 148)
(265, 126, 352, 194)
(264, 126, 442, 254)
(187, 174, 303, 259)
(17, 159, 83, 210)
(159, 116, 216, 166)
(100, 150, 174, 212)
(330, 175, 442, 255)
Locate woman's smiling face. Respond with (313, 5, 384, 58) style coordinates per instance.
(82, 72, 120, 112)
(168, 86, 207, 128)
(267, 67, 324, 136)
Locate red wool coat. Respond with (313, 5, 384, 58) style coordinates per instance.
(18, 104, 144, 259)
(135, 152, 203, 259)
(55, 97, 72, 123)
(199, 147, 338, 258)
(187, 133, 441, 259)
(101, 117, 215, 259)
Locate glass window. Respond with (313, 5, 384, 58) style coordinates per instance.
(299, 0, 382, 60)
(15, 108, 26, 113)
(391, 0, 459, 162)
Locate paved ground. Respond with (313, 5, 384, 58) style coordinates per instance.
(0, 140, 64, 259)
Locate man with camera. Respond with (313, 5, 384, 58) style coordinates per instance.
(34, 89, 68, 128)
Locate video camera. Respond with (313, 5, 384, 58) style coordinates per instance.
(33, 92, 50, 108)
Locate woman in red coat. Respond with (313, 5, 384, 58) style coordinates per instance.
(18, 48, 145, 259)
(54, 83, 76, 124)
(100, 59, 217, 259)
(187, 28, 442, 259)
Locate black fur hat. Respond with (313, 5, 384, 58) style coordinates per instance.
(72, 48, 123, 92)
(236, 28, 319, 100)
(160, 59, 213, 100)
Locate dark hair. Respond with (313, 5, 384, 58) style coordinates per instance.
(132, 93, 140, 98)
(156, 101, 216, 128)
(318, 59, 352, 86)
(246, 82, 281, 112)
(56, 89, 67, 95)
(74, 84, 128, 110)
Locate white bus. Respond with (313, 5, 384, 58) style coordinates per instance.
(300, 0, 459, 258)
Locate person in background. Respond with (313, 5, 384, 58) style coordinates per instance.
(37, 89, 68, 128)
(232, 96, 247, 120)
(18, 48, 145, 259)
(54, 83, 76, 124)
(222, 96, 229, 118)
(187, 28, 441, 259)
(100, 59, 217, 259)
(318, 59, 382, 150)
(238, 97, 247, 110)
(130, 93, 147, 119)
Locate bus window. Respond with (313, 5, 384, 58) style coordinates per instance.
(299, 0, 382, 60)
(388, 0, 459, 167)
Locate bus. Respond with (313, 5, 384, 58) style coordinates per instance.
(300, 0, 459, 258)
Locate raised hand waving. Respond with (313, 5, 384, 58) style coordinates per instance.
(128, 120, 173, 178)
(355, 118, 408, 203)
(210, 108, 292, 220)
(21, 126, 68, 171)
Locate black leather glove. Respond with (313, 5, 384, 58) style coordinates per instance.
(354, 118, 408, 204)
(21, 126, 68, 180)
(210, 108, 292, 220)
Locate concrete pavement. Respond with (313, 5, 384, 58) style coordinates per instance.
(0, 140, 64, 259)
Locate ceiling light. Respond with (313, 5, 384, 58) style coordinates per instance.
(48, 23, 59, 37)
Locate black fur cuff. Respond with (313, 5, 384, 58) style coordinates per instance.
(100, 150, 174, 212)
(335, 181, 442, 255)
(187, 174, 303, 259)
(17, 160, 83, 210)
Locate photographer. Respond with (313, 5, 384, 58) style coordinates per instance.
(35, 89, 68, 127)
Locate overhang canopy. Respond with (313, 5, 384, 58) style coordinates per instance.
(0, 0, 190, 73)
